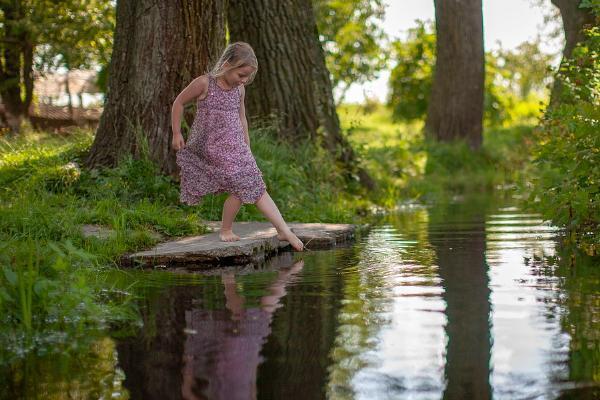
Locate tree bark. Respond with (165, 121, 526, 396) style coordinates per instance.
(228, 0, 375, 189)
(549, 0, 596, 105)
(65, 69, 73, 119)
(425, 0, 485, 150)
(22, 39, 34, 115)
(86, 0, 226, 175)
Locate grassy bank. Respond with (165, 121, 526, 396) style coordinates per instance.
(339, 103, 535, 203)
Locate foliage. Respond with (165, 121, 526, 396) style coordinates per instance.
(388, 21, 551, 127)
(388, 20, 435, 122)
(339, 103, 427, 208)
(314, 0, 388, 103)
(0, 128, 193, 363)
(0, 1, 114, 100)
(528, 25, 600, 253)
(34, 0, 115, 72)
(580, 0, 600, 14)
(0, 240, 139, 366)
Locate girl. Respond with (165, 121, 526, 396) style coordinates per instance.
(171, 42, 303, 251)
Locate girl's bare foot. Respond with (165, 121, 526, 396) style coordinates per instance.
(220, 229, 240, 242)
(276, 228, 304, 252)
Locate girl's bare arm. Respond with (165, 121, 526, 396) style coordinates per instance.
(171, 75, 209, 149)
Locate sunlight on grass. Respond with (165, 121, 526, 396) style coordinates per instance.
(337, 102, 536, 204)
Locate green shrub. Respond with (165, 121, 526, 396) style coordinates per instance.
(528, 25, 600, 253)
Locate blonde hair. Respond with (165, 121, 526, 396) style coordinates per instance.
(210, 42, 258, 85)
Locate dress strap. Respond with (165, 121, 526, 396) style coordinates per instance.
(207, 74, 215, 90)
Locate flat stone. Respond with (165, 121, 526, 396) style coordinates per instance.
(120, 221, 362, 269)
(81, 224, 163, 241)
(81, 224, 115, 239)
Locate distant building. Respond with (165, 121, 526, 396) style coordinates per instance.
(34, 69, 104, 109)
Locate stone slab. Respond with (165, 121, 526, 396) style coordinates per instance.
(121, 221, 362, 269)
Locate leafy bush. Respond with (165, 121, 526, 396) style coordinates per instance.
(528, 25, 600, 253)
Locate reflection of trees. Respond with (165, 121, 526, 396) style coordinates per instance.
(429, 203, 492, 400)
(559, 252, 599, 385)
(117, 285, 189, 400)
(116, 255, 343, 400)
(1, 337, 128, 400)
(257, 248, 357, 399)
(529, 246, 600, 398)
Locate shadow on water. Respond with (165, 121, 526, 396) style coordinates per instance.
(1, 194, 599, 400)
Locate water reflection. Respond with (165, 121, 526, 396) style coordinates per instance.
(117, 256, 305, 400)
(429, 205, 492, 400)
(181, 261, 304, 399)
(2, 198, 598, 399)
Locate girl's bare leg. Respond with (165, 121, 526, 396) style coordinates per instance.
(220, 194, 242, 241)
(255, 191, 303, 251)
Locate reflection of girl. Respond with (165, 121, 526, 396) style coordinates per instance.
(181, 260, 304, 400)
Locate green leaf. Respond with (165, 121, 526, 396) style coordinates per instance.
(2, 267, 17, 286)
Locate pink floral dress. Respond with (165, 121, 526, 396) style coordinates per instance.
(176, 75, 266, 204)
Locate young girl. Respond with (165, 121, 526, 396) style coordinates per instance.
(171, 42, 303, 251)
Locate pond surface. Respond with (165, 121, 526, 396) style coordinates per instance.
(3, 197, 599, 399)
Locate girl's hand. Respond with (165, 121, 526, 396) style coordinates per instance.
(172, 133, 185, 151)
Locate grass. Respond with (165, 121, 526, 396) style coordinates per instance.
(339, 103, 536, 204)
(339, 104, 427, 207)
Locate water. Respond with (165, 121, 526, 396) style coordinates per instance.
(2, 198, 599, 399)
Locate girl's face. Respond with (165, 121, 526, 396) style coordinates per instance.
(224, 65, 256, 87)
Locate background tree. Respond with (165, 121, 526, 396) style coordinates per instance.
(0, 0, 113, 132)
(228, 0, 374, 189)
(389, 21, 551, 127)
(35, 0, 114, 114)
(484, 40, 554, 126)
(85, 0, 227, 175)
(0, 0, 35, 131)
(425, 0, 485, 150)
(549, 0, 597, 104)
(313, 0, 387, 105)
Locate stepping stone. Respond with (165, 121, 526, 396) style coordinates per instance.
(81, 224, 163, 241)
(81, 224, 115, 239)
(120, 221, 362, 269)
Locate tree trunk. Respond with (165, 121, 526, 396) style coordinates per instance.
(227, 0, 375, 189)
(65, 69, 73, 119)
(549, 0, 596, 105)
(0, 1, 28, 133)
(22, 39, 34, 115)
(425, 0, 484, 150)
(86, 0, 226, 175)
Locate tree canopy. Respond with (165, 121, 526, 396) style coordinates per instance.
(314, 0, 388, 104)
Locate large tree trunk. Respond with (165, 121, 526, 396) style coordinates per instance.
(425, 0, 484, 150)
(549, 0, 596, 105)
(227, 0, 375, 189)
(86, 0, 226, 175)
